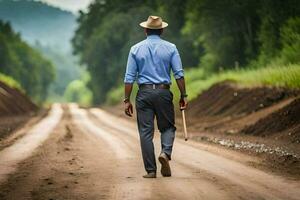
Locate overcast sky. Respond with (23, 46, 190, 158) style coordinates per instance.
(38, 0, 94, 13)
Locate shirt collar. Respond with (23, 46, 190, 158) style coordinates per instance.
(147, 35, 161, 40)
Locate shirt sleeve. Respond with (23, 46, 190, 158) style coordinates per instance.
(124, 48, 138, 83)
(171, 46, 184, 79)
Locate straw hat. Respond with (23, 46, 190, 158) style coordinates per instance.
(140, 16, 168, 29)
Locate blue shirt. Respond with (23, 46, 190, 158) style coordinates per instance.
(124, 35, 184, 84)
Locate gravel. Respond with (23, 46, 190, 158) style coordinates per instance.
(195, 136, 300, 159)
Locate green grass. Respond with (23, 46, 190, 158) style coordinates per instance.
(106, 64, 300, 105)
(170, 64, 300, 104)
(231, 64, 300, 88)
(0, 73, 23, 91)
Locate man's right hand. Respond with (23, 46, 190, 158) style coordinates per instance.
(124, 101, 133, 117)
(179, 97, 188, 110)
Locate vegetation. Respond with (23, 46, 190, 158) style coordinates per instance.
(64, 72, 93, 106)
(73, 0, 300, 105)
(0, 20, 55, 103)
(172, 64, 300, 102)
(0, 73, 22, 91)
(0, 0, 91, 104)
(35, 43, 85, 102)
(64, 80, 93, 107)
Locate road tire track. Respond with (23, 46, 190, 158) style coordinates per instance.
(0, 104, 63, 184)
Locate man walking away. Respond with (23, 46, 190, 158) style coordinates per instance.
(123, 16, 188, 178)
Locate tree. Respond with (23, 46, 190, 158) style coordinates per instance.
(257, 0, 300, 65)
(279, 17, 300, 64)
(184, 0, 261, 71)
(64, 80, 93, 106)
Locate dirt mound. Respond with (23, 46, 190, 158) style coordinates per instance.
(0, 81, 37, 116)
(184, 82, 300, 177)
(188, 81, 297, 118)
(186, 81, 300, 143)
(242, 98, 300, 138)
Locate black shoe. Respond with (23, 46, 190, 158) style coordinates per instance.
(143, 172, 156, 178)
(158, 153, 171, 177)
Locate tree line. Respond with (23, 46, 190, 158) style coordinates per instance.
(73, 0, 300, 104)
(0, 21, 55, 103)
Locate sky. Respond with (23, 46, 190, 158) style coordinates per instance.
(38, 0, 94, 13)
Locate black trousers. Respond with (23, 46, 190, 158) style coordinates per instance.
(136, 88, 176, 173)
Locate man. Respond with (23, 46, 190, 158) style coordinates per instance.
(123, 16, 188, 178)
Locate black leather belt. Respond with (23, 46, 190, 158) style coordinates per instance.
(139, 84, 170, 90)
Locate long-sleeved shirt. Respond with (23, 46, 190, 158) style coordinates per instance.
(124, 35, 184, 84)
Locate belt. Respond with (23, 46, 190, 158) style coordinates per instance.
(139, 84, 170, 90)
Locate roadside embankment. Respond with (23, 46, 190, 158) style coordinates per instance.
(0, 80, 39, 140)
(184, 81, 300, 178)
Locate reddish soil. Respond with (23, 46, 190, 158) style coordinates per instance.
(242, 98, 300, 139)
(0, 81, 37, 116)
(186, 81, 300, 140)
(0, 81, 39, 140)
(188, 81, 298, 118)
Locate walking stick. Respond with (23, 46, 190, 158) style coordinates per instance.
(181, 109, 188, 141)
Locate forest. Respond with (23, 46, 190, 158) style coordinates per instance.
(0, 21, 55, 103)
(73, 0, 300, 104)
(0, 0, 89, 105)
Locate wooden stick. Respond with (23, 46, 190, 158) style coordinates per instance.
(181, 109, 188, 141)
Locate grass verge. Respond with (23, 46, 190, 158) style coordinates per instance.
(0, 73, 23, 91)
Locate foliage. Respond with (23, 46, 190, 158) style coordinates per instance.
(181, 64, 300, 100)
(64, 72, 93, 106)
(184, 0, 262, 71)
(64, 80, 93, 106)
(279, 17, 300, 64)
(34, 43, 85, 101)
(256, 0, 300, 66)
(185, 0, 300, 70)
(0, 72, 23, 91)
(0, 20, 55, 103)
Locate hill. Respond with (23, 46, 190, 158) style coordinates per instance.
(0, 21, 55, 103)
(0, 0, 77, 52)
(0, 0, 85, 102)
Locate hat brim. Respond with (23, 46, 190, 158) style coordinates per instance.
(139, 21, 168, 29)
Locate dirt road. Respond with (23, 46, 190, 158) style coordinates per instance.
(0, 104, 299, 200)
